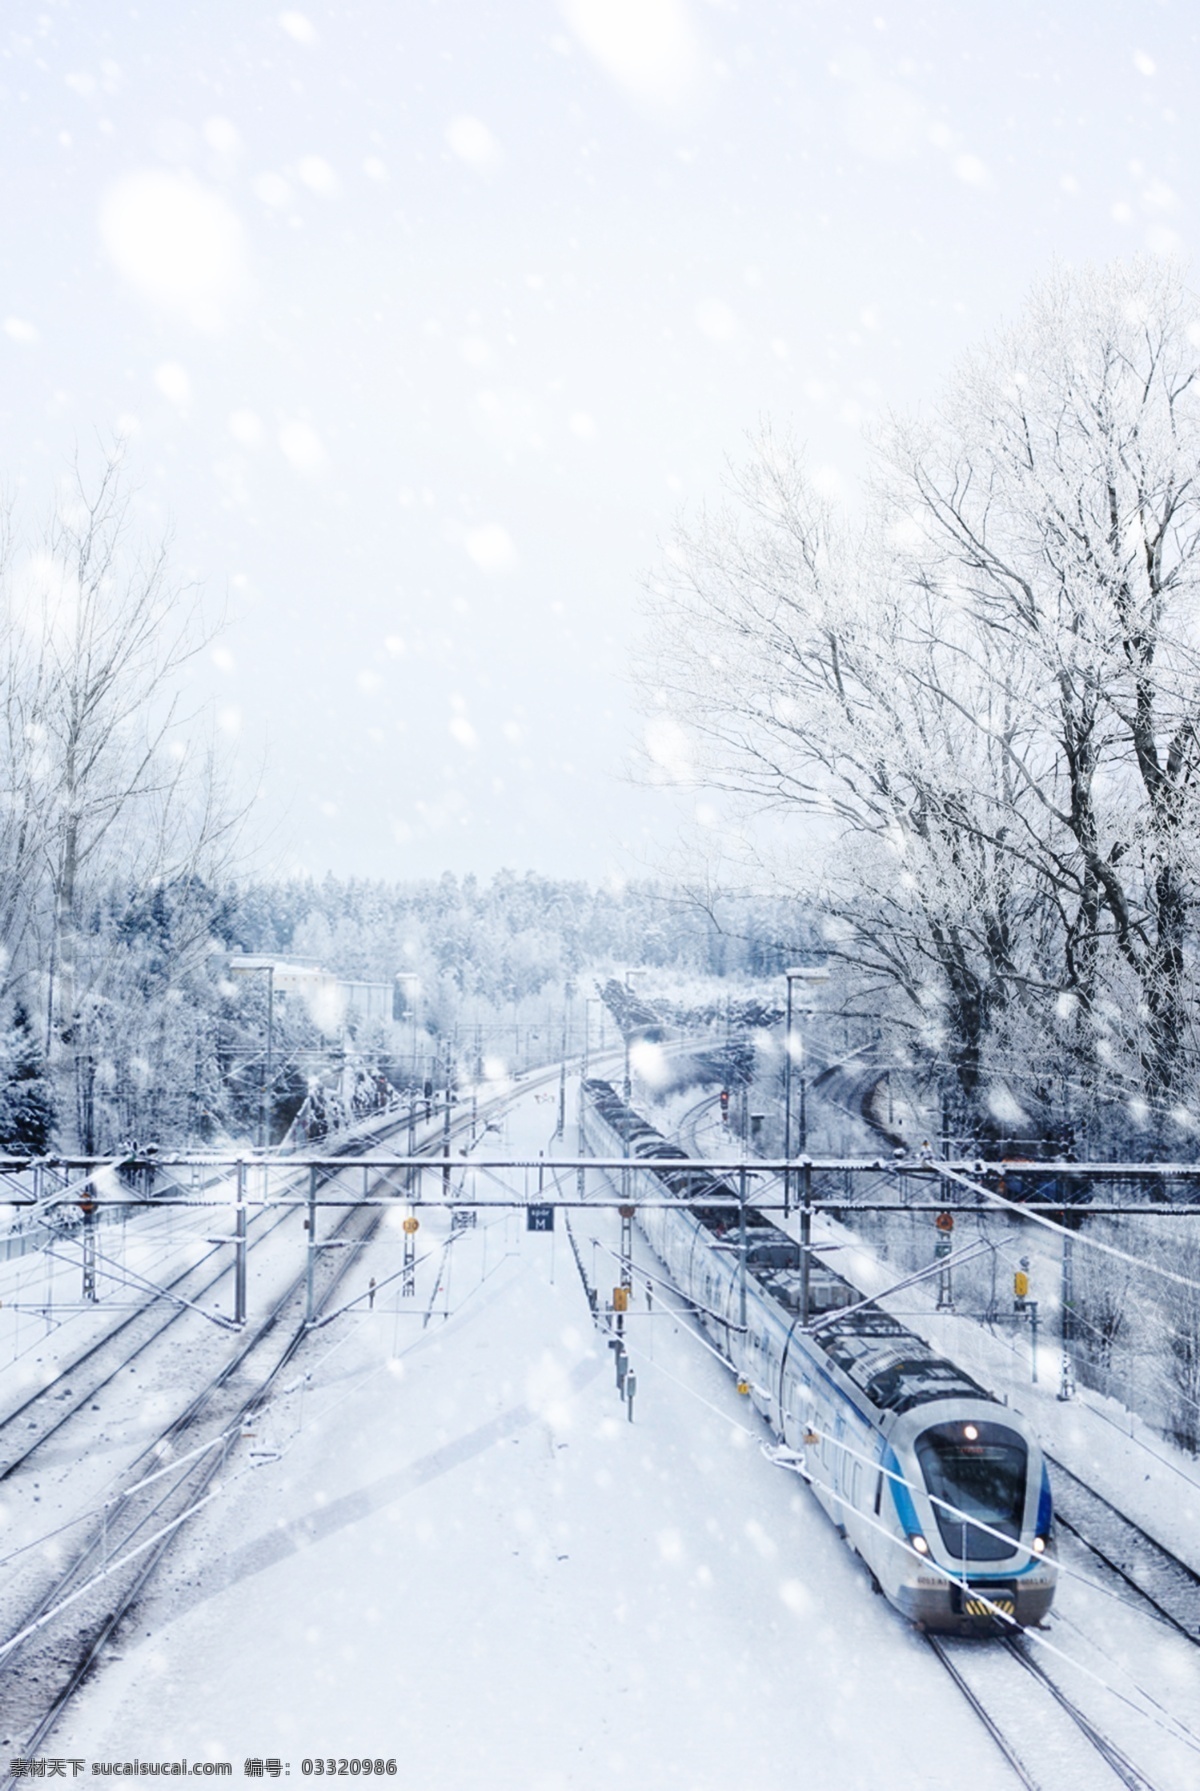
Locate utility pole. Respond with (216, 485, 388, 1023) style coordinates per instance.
(621, 967, 647, 1104)
(783, 966, 829, 1216)
(799, 1161, 812, 1325)
(738, 1165, 748, 1332)
(618, 1202, 634, 1337)
(262, 964, 275, 1149)
(442, 1038, 453, 1197)
(556, 996, 568, 1139)
(305, 1164, 317, 1324)
(81, 1198, 97, 1302)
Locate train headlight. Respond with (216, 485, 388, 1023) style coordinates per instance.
(963, 1423, 978, 1441)
(1032, 1536, 1046, 1555)
(910, 1534, 929, 1555)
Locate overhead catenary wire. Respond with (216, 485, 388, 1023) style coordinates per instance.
(617, 1245, 1200, 1762)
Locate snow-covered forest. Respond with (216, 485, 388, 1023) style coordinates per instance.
(0, 492, 814, 1159)
(10, 263, 1200, 1166)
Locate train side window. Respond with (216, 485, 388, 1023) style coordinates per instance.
(874, 1470, 883, 1516)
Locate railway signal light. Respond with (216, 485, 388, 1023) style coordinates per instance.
(719, 1088, 729, 1122)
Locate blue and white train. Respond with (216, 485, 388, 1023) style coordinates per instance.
(581, 1079, 1056, 1634)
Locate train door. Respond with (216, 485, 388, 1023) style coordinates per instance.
(832, 1408, 849, 1528)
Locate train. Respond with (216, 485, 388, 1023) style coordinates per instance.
(580, 1078, 1057, 1634)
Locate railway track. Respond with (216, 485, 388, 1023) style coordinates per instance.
(928, 1631, 1160, 1791)
(0, 1202, 294, 1480)
(0, 1178, 385, 1760)
(927, 1459, 1200, 1788)
(0, 1060, 582, 1758)
(0, 1110, 427, 1480)
(1046, 1454, 1200, 1643)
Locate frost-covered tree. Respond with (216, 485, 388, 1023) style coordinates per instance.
(642, 260, 1200, 1149)
(0, 1004, 56, 1154)
(0, 450, 243, 1150)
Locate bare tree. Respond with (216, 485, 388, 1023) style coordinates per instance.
(642, 261, 1200, 1146)
(882, 260, 1200, 1120)
(0, 449, 242, 1149)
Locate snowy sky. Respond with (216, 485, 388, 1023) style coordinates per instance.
(2, 1, 1196, 882)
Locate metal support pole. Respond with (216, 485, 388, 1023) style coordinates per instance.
(618, 1196, 634, 1340)
(799, 1162, 812, 1326)
(442, 1043, 452, 1197)
(738, 1165, 748, 1332)
(799, 1075, 808, 1154)
(305, 1165, 317, 1325)
(1059, 1230, 1076, 1400)
(619, 1203, 633, 1295)
(81, 1206, 97, 1303)
(783, 976, 794, 1218)
(556, 996, 568, 1139)
(234, 1158, 247, 1326)
(256, 965, 275, 1151)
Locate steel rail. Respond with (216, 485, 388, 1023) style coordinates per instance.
(1001, 1633, 1159, 1791)
(925, 1634, 1041, 1791)
(1046, 1455, 1200, 1644)
(0, 1058, 570, 1761)
(0, 1206, 295, 1479)
(0, 1108, 429, 1479)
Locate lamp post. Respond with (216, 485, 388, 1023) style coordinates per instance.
(582, 996, 598, 1080)
(229, 957, 276, 1150)
(783, 966, 830, 1217)
(394, 973, 420, 1083)
(622, 967, 649, 1105)
(556, 979, 574, 1139)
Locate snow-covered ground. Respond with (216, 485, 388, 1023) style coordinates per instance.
(5, 1071, 1198, 1788)
(36, 1080, 1015, 1790)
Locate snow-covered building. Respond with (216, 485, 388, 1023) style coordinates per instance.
(227, 956, 394, 1036)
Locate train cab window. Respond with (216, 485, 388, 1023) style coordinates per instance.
(915, 1421, 1027, 1561)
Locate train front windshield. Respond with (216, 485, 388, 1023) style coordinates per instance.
(915, 1422, 1028, 1560)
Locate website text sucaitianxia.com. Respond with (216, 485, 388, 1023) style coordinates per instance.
(9, 1759, 399, 1779)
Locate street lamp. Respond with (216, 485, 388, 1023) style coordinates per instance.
(783, 966, 830, 1210)
(621, 967, 650, 1104)
(394, 973, 420, 1084)
(229, 957, 276, 1149)
(582, 995, 602, 1080)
